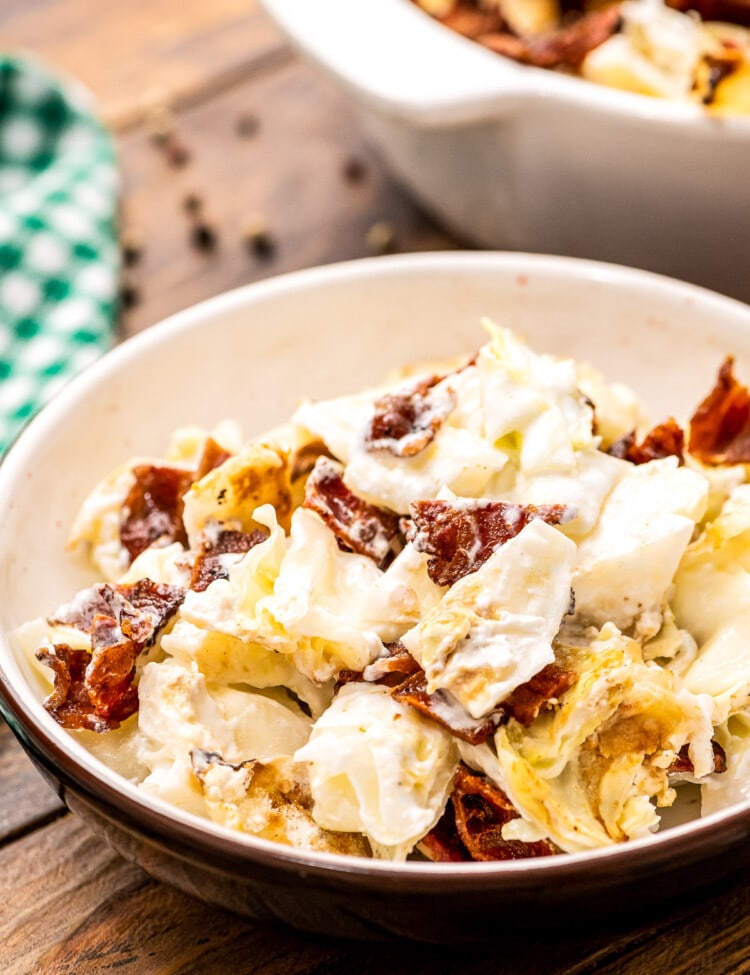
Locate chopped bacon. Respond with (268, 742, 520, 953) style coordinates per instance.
(84, 615, 141, 718)
(392, 671, 504, 745)
(501, 663, 578, 726)
(669, 740, 728, 775)
(365, 375, 457, 458)
(120, 464, 194, 562)
(190, 527, 267, 592)
(410, 498, 576, 587)
(335, 669, 366, 687)
(477, 6, 622, 69)
(194, 437, 232, 480)
(37, 645, 99, 730)
(391, 661, 575, 742)
(417, 799, 471, 863)
(451, 766, 557, 861)
(337, 641, 422, 688)
(121, 438, 238, 565)
(688, 357, 750, 465)
(344, 642, 575, 744)
(48, 580, 185, 645)
(37, 632, 140, 732)
(364, 642, 423, 683)
(49, 584, 145, 636)
(607, 418, 685, 466)
(303, 456, 401, 565)
(119, 578, 186, 631)
(40, 579, 185, 732)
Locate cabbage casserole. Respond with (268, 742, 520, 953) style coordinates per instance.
(18, 321, 750, 862)
(415, 0, 750, 115)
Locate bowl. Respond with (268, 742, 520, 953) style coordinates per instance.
(2, 252, 750, 943)
(261, 0, 750, 304)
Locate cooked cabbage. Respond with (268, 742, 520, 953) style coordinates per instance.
(23, 317, 750, 864)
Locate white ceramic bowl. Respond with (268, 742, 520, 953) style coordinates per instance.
(262, 0, 750, 303)
(2, 252, 750, 942)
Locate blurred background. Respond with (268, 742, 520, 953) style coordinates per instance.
(3, 0, 748, 351)
(1, 0, 455, 340)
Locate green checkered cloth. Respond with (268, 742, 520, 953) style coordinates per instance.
(0, 56, 119, 454)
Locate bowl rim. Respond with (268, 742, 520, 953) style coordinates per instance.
(260, 0, 750, 132)
(2, 250, 750, 889)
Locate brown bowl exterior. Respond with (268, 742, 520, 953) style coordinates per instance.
(4, 674, 750, 943)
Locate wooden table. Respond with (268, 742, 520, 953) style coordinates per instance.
(1, 3, 749, 972)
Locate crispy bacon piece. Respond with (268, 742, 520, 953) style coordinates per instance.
(335, 669, 366, 687)
(417, 799, 470, 863)
(501, 663, 578, 726)
(451, 766, 557, 861)
(337, 641, 422, 688)
(667, 0, 750, 27)
(121, 437, 237, 566)
(303, 456, 401, 565)
(478, 6, 622, 69)
(36, 645, 98, 730)
(120, 464, 194, 562)
(393, 671, 504, 745)
(40, 580, 185, 732)
(364, 642, 423, 683)
(119, 578, 186, 630)
(49, 584, 147, 637)
(342, 641, 574, 742)
(365, 375, 457, 458)
(607, 418, 685, 466)
(48, 580, 185, 645)
(190, 527, 267, 592)
(85, 615, 141, 717)
(689, 357, 750, 465)
(392, 661, 575, 743)
(37, 632, 140, 732)
(410, 498, 576, 587)
(669, 740, 728, 775)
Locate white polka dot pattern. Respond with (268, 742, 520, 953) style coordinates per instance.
(0, 56, 119, 454)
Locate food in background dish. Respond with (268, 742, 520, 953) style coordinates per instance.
(413, 0, 750, 114)
(17, 322, 750, 861)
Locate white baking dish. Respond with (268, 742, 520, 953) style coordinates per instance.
(262, 0, 750, 301)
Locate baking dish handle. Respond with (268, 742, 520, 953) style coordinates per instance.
(260, 0, 531, 126)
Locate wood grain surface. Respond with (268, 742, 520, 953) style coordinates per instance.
(4, 803, 750, 975)
(1, 0, 287, 130)
(0, 720, 64, 845)
(1, 2, 749, 973)
(117, 56, 455, 335)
